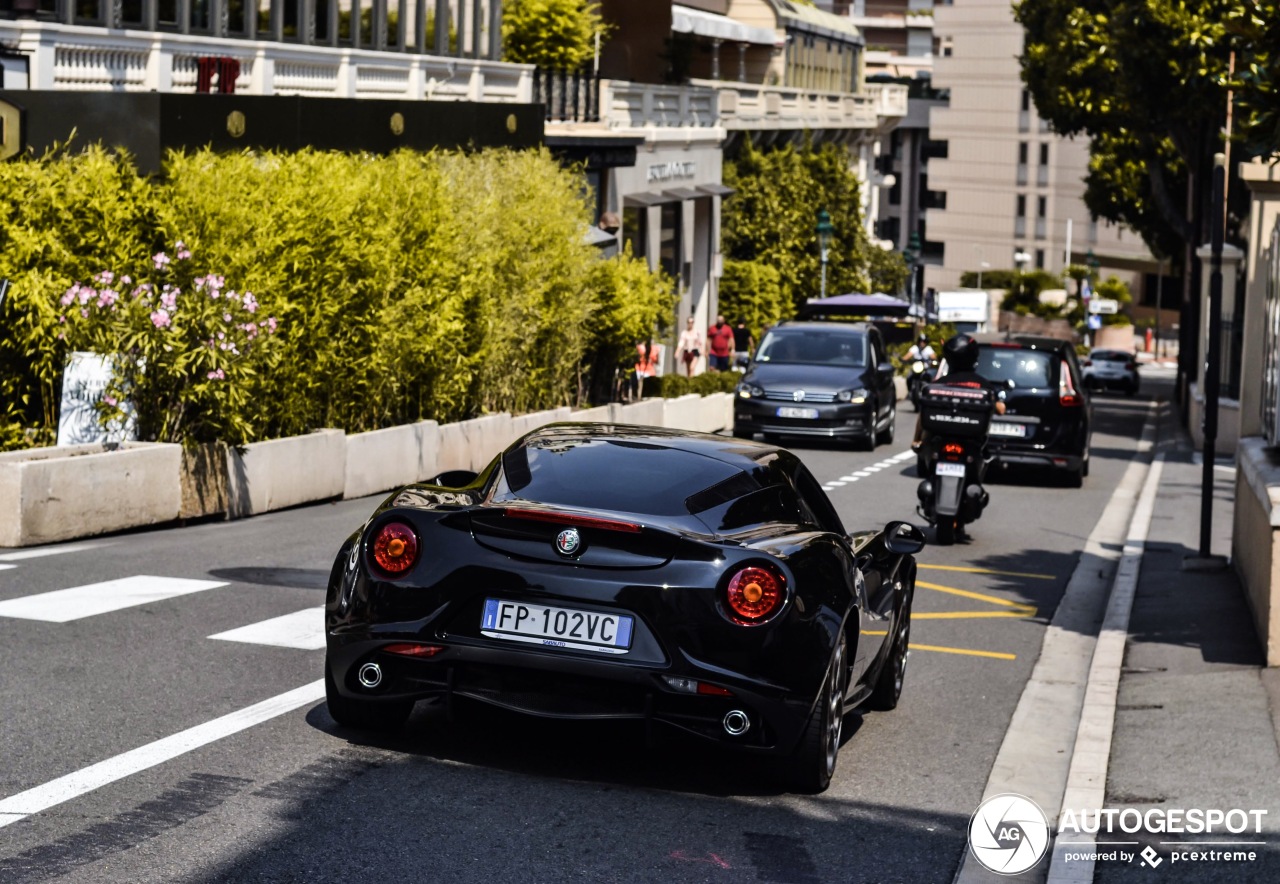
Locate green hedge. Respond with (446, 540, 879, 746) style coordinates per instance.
(644, 371, 740, 398)
(0, 146, 670, 448)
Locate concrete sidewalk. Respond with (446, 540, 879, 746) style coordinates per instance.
(1096, 424, 1280, 880)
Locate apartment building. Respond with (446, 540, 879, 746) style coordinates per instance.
(925, 0, 1155, 296)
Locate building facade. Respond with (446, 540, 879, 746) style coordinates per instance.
(924, 0, 1156, 300)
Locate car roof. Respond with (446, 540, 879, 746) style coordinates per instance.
(521, 422, 786, 472)
(974, 333, 1076, 354)
(770, 320, 873, 334)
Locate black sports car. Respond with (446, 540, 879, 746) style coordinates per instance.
(325, 423, 923, 792)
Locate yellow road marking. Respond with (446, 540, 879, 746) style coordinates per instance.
(859, 632, 1015, 660)
(913, 611, 1036, 620)
(919, 564, 1055, 581)
(909, 642, 1017, 661)
(917, 580, 1036, 612)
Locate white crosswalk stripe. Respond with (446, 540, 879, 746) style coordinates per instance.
(0, 575, 227, 622)
(0, 542, 106, 562)
(209, 607, 326, 650)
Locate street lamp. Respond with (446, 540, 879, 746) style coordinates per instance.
(816, 209, 834, 299)
(1013, 248, 1031, 273)
(1085, 248, 1100, 279)
(904, 231, 922, 312)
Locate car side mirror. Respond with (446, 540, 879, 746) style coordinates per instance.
(428, 469, 479, 488)
(877, 361, 896, 378)
(883, 520, 926, 555)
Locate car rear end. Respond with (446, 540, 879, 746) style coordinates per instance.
(978, 341, 1091, 480)
(1082, 349, 1139, 394)
(326, 435, 834, 754)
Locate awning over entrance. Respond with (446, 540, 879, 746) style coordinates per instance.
(624, 192, 682, 207)
(671, 4, 780, 46)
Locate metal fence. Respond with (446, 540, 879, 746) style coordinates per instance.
(534, 67, 599, 123)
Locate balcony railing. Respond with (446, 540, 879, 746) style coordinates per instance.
(1, 20, 532, 101)
(534, 68, 599, 123)
(689, 77, 887, 131)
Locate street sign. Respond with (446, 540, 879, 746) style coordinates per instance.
(1088, 298, 1119, 315)
(1087, 314, 1102, 330)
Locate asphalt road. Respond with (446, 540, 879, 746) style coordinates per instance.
(0, 373, 1167, 884)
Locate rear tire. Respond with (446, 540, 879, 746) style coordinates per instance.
(788, 635, 846, 794)
(869, 593, 912, 711)
(936, 518, 957, 546)
(325, 661, 413, 731)
(877, 405, 896, 445)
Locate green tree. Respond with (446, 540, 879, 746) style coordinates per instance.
(502, 0, 605, 69)
(722, 139, 894, 316)
(717, 258, 788, 340)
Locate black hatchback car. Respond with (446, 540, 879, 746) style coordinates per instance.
(972, 335, 1092, 486)
(733, 322, 898, 449)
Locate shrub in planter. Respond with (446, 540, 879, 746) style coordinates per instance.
(57, 244, 281, 446)
(646, 371, 740, 398)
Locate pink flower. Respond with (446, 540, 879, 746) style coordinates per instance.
(153, 252, 171, 270)
(103, 395, 118, 407)
(57, 331, 66, 341)
(78, 288, 93, 306)
(61, 285, 79, 307)
(97, 289, 119, 308)
(242, 293, 258, 313)
(58, 315, 67, 324)
(175, 241, 192, 260)
(121, 275, 132, 285)
(160, 290, 178, 311)
(266, 316, 278, 334)
(80, 308, 89, 318)
(217, 331, 225, 340)
(222, 312, 232, 323)
(206, 369, 225, 380)
(93, 271, 114, 285)
(150, 309, 171, 329)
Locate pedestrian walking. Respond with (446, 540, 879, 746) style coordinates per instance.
(707, 314, 735, 372)
(677, 316, 703, 377)
(732, 318, 754, 370)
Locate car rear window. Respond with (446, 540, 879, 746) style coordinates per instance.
(976, 348, 1059, 389)
(1091, 350, 1131, 363)
(756, 328, 867, 367)
(495, 438, 744, 517)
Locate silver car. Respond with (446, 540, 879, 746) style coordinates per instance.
(1082, 349, 1139, 395)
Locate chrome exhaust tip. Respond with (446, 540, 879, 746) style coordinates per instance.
(723, 710, 751, 736)
(357, 662, 383, 689)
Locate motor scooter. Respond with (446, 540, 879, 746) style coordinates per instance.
(915, 382, 996, 545)
(907, 358, 938, 411)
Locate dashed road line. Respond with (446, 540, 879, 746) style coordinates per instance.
(916, 580, 1037, 612)
(208, 607, 326, 650)
(0, 543, 106, 562)
(0, 576, 228, 623)
(0, 680, 326, 829)
(861, 631, 1015, 661)
(918, 563, 1056, 581)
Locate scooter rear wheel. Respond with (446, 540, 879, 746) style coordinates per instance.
(936, 518, 957, 546)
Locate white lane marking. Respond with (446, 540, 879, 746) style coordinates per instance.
(838, 475, 861, 482)
(864, 465, 883, 472)
(209, 607, 326, 650)
(826, 481, 847, 487)
(0, 543, 105, 562)
(0, 680, 326, 829)
(853, 471, 872, 478)
(0, 565, 15, 572)
(892, 450, 915, 462)
(0, 576, 227, 622)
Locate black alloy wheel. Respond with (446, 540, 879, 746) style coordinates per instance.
(870, 591, 912, 711)
(324, 661, 413, 732)
(878, 403, 896, 445)
(789, 634, 847, 794)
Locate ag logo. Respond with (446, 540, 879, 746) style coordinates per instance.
(968, 793, 1050, 875)
(554, 528, 581, 556)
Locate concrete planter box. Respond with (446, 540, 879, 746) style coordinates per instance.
(700, 392, 731, 433)
(0, 442, 181, 547)
(663, 394, 709, 432)
(181, 442, 230, 519)
(510, 407, 572, 440)
(344, 421, 439, 500)
(569, 405, 613, 422)
(226, 429, 346, 519)
(1233, 437, 1280, 666)
(436, 413, 513, 473)
(611, 398, 665, 428)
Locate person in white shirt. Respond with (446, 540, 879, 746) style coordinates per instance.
(905, 334, 936, 363)
(676, 316, 703, 377)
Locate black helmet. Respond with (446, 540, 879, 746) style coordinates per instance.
(942, 334, 979, 372)
(917, 334, 928, 345)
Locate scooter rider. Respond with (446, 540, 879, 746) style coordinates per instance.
(912, 333, 1005, 449)
(904, 334, 936, 364)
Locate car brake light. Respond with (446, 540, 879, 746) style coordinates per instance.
(1060, 365, 1083, 407)
(503, 507, 642, 533)
(371, 521, 419, 576)
(724, 564, 786, 624)
(383, 643, 444, 657)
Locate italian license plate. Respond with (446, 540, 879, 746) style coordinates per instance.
(776, 406, 820, 419)
(936, 461, 966, 477)
(481, 599, 633, 654)
(989, 422, 1027, 438)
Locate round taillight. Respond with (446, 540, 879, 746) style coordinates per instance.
(371, 521, 418, 576)
(725, 565, 786, 624)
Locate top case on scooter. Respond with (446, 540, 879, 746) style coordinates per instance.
(919, 382, 996, 439)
